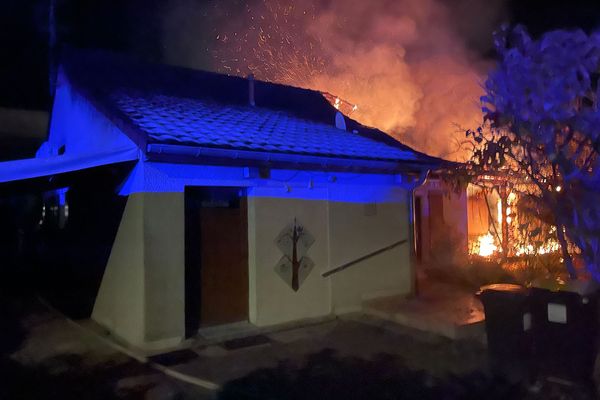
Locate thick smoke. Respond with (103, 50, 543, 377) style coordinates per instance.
(162, 0, 506, 161)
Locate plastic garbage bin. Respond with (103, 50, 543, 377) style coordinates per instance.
(529, 282, 600, 384)
(478, 284, 532, 378)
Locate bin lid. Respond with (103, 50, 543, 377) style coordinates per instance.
(479, 283, 526, 293)
(532, 279, 599, 296)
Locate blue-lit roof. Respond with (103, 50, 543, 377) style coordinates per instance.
(112, 91, 417, 161)
(60, 49, 441, 169)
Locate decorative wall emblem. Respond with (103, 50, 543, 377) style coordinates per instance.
(275, 218, 315, 291)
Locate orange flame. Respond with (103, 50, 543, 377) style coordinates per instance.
(162, 0, 503, 162)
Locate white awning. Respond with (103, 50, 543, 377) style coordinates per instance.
(0, 147, 140, 183)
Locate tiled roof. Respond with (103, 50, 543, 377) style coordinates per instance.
(112, 91, 417, 161)
(60, 49, 441, 167)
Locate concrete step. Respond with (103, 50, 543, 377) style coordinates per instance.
(197, 321, 260, 343)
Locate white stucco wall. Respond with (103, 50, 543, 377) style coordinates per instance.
(92, 193, 146, 346)
(328, 192, 411, 314)
(92, 192, 185, 350)
(143, 193, 185, 347)
(94, 160, 416, 348)
(248, 193, 331, 327)
(247, 185, 412, 327)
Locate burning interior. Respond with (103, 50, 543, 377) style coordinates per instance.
(467, 181, 561, 260)
(415, 174, 566, 285)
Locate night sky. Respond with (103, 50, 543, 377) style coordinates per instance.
(2, 0, 600, 110)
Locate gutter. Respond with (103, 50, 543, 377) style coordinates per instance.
(404, 170, 430, 297)
(146, 143, 439, 174)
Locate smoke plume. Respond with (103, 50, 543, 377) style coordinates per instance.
(161, 0, 506, 161)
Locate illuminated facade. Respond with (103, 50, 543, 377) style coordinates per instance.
(0, 50, 441, 350)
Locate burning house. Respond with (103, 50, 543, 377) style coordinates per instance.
(0, 50, 444, 351)
(413, 172, 564, 275)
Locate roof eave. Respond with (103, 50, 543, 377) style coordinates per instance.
(145, 143, 439, 174)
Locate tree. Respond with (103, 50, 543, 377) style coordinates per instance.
(464, 25, 600, 281)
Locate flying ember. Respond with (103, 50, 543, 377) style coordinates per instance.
(166, 0, 498, 161)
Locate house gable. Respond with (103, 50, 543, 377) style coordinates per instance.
(42, 68, 138, 159)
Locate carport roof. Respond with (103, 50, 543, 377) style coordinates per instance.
(0, 147, 139, 184)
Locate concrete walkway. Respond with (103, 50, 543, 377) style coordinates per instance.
(363, 279, 486, 340)
(65, 278, 488, 393)
(165, 314, 488, 387)
(4, 294, 490, 398)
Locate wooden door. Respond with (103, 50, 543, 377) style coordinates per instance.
(185, 188, 248, 333)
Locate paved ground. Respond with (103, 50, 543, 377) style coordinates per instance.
(363, 279, 485, 340)
(173, 314, 487, 386)
(1, 286, 597, 399)
(0, 292, 214, 400)
(173, 313, 594, 399)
